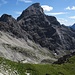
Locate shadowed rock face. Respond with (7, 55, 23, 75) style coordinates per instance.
(0, 3, 75, 56)
(0, 14, 19, 31)
(0, 14, 15, 23)
(0, 14, 28, 40)
(53, 52, 75, 64)
(17, 3, 75, 52)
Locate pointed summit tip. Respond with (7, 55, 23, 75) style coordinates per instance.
(31, 3, 40, 7)
(27, 2, 42, 11)
(17, 3, 44, 21)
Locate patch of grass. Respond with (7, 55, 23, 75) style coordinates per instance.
(0, 55, 75, 75)
(67, 55, 75, 63)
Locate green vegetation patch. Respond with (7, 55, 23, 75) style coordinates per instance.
(0, 55, 75, 75)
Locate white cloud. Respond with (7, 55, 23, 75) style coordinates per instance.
(45, 12, 67, 16)
(57, 18, 72, 26)
(58, 18, 68, 23)
(41, 5, 53, 12)
(66, 6, 70, 10)
(17, 0, 32, 3)
(69, 16, 75, 19)
(15, 11, 22, 15)
(72, 6, 75, 10)
(66, 6, 75, 10)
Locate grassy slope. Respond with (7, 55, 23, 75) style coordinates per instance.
(0, 56, 75, 75)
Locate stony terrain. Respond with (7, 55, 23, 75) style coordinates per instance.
(0, 31, 56, 64)
(17, 3, 75, 52)
(0, 3, 75, 64)
(0, 2, 75, 75)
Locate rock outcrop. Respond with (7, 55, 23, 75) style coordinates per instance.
(53, 52, 75, 64)
(0, 3, 75, 61)
(0, 14, 28, 40)
(17, 3, 75, 54)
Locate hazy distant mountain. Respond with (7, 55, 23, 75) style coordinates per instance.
(0, 3, 75, 63)
(71, 23, 75, 30)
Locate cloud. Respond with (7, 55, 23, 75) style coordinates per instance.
(57, 18, 71, 26)
(69, 16, 75, 19)
(66, 6, 71, 10)
(58, 18, 75, 26)
(45, 12, 67, 16)
(41, 5, 53, 12)
(15, 11, 22, 15)
(58, 18, 68, 23)
(14, 11, 22, 19)
(66, 6, 75, 10)
(17, 0, 32, 3)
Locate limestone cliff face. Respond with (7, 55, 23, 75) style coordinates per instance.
(17, 3, 75, 52)
(0, 3, 75, 63)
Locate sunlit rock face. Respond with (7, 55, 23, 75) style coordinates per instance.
(0, 3, 75, 63)
(17, 3, 75, 52)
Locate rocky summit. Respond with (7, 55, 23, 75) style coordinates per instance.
(0, 3, 75, 63)
(17, 3, 75, 52)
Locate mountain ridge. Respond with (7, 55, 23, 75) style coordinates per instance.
(17, 3, 75, 52)
(70, 23, 75, 30)
(0, 3, 75, 63)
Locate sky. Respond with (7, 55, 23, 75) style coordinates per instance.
(0, 0, 75, 26)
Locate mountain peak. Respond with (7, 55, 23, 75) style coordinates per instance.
(1, 14, 12, 18)
(31, 3, 40, 7)
(0, 14, 12, 21)
(0, 14, 16, 24)
(17, 3, 44, 21)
